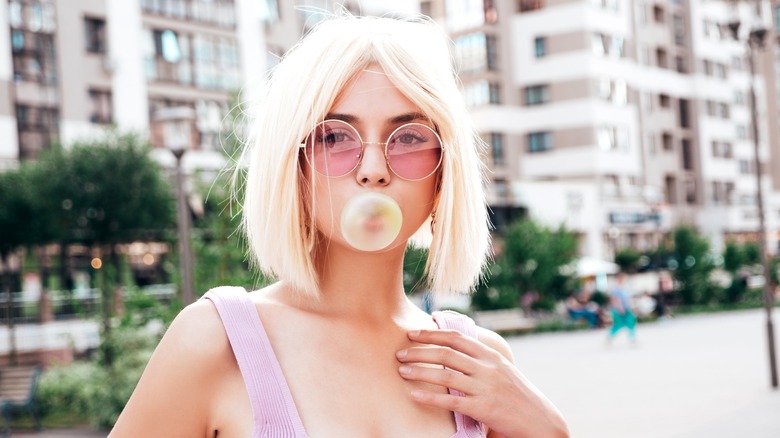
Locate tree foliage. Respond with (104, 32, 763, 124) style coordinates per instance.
(614, 247, 642, 273)
(671, 226, 716, 305)
(35, 133, 175, 245)
(473, 219, 579, 310)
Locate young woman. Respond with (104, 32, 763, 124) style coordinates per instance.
(110, 14, 568, 438)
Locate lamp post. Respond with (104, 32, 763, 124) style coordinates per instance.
(154, 107, 196, 306)
(727, 20, 778, 389)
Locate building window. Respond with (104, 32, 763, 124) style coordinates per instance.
(534, 36, 546, 58)
(141, 0, 236, 28)
(739, 159, 753, 174)
(489, 82, 501, 104)
(718, 102, 730, 119)
(489, 132, 505, 166)
(665, 175, 677, 204)
(16, 104, 59, 160)
(485, 0, 498, 24)
(525, 84, 549, 105)
(685, 177, 697, 205)
(592, 33, 623, 58)
(659, 94, 670, 108)
(454, 33, 489, 74)
(653, 5, 664, 23)
(11, 31, 57, 84)
(705, 100, 716, 116)
(462, 80, 500, 107)
(597, 126, 629, 151)
(84, 17, 106, 53)
(775, 6, 780, 33)
(486, 35, 498, 70)
(681, 139, 693, 170)
(712, 141, 733, 158)
(662, 132, 673, 151)
(88, 89, 112, 124)
(673, 14, 685, 46)
(734, 91, 745, 105)
(714, 63, 727, 79)
(712, 181, 723, 205)
(518, 0, 543, 13)
(528, 131, 552, 152)
(678, 98, 690, 128)
(598, 78, 627, 105)
(736, 125, 748, 139)
(675, 56, 687, 73)
(656, 47, 667, 68)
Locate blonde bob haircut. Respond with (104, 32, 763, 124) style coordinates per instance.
(242, 13, 491, 297)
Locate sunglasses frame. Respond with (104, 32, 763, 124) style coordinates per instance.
(299, 119, 445, 181)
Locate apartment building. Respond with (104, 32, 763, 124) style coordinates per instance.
(429, 0, 780, 261)
(0, 0, 421, 170)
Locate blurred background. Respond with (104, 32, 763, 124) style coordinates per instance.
(0, 0, 779, 436)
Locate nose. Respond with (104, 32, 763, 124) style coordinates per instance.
(355, 143, 391, 186)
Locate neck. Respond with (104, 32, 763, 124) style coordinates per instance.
(308, 241, 414, 322)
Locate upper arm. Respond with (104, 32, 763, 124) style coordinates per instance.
(109, 299, 229, 437)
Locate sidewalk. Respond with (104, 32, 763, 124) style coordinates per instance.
(509, 308, 780, 438)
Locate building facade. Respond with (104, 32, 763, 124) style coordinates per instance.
(3, 0, 779, 264)
(436, 0, 780, 261)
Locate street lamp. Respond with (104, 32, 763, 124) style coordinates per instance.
(154, 107, 196, 306)
(727, 20, 778, 389)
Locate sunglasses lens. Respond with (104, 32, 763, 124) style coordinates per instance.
(306, 121, 362, 177)
(387, 124, 442, 180)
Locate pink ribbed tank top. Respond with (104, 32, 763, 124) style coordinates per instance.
(203, 286, 486, 438)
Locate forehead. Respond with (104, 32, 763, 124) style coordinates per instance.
(329, 65, 423, 124)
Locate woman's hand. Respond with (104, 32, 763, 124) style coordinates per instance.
(396, 329, 569, 438)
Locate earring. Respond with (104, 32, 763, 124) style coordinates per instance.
(430, 210, 436, 235)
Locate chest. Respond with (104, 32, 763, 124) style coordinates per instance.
(213, 318, 461, 438)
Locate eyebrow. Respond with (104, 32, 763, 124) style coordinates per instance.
(324, 112, 430, 125)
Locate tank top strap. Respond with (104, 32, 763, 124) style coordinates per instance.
(432, 310, 486, 437)
(202, 286, 307, 437)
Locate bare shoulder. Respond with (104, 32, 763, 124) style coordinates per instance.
(110, 299, 231, 437)
(475, 325, 516, 363)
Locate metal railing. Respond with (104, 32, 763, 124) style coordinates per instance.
(0, 284, 177, 324)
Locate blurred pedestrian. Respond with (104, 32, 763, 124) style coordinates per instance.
(110, 11, 568, 438)
(607, 273, 637, 343)
(565, 285, 600, 328)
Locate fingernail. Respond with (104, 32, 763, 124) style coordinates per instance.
(396, 349, 407, 359)
(399, 365, 411, 375)
(411, 390, 425, 400)
(408, 330, 420, 338)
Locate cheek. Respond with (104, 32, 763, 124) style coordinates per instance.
(399, 180, 438, 232)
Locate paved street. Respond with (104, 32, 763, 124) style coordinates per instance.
(509, 308, 780, 438)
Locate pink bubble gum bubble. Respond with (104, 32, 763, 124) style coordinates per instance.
(340, 192, 403, 251)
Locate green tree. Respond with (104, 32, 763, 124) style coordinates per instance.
(474, 219, 578, 311)
(614, 248, 642, 273)
(722, 241, 747, 303)
(671, 226, 716, 305)
(37, 132, 174, 365)
(191, 172, 260, 294)
(722, 242, 745, 274)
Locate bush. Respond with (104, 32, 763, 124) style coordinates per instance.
(37, 326, 157, 429)
(614, 248, 642, 272)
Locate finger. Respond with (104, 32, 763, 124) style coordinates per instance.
(408, 329, 498, 360)
(398, 364, 476, 394)
(396, 346, 479, 375)
(410, 389, 474, 416)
